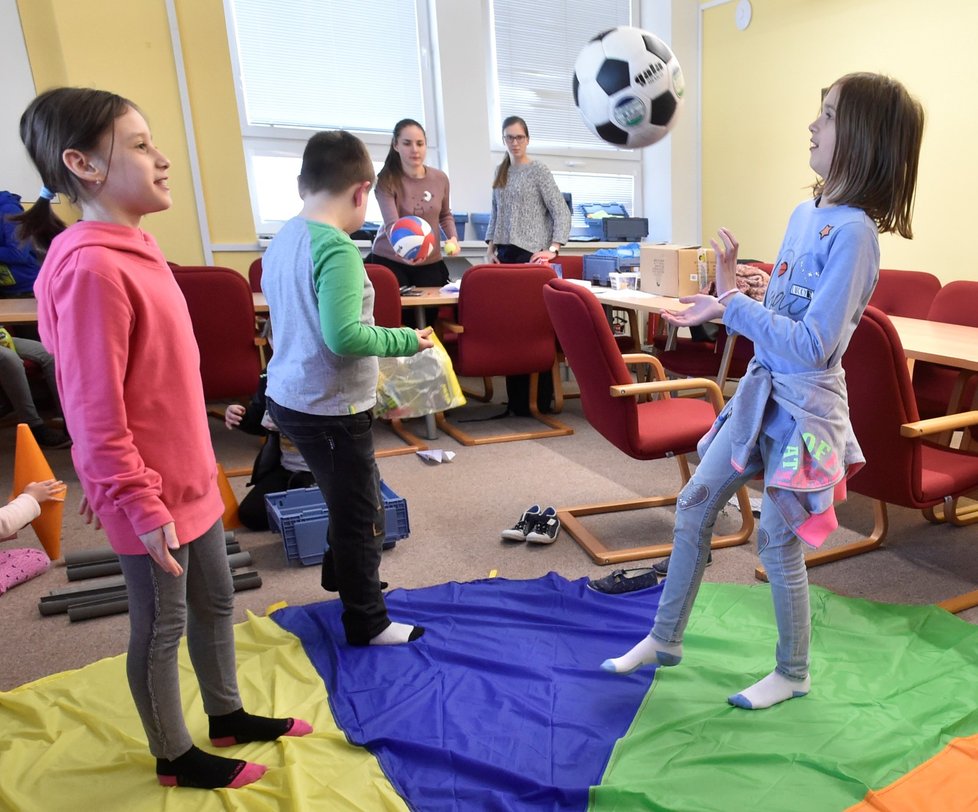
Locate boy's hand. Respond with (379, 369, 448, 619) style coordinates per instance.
(24, 479, 66, 505)
(661, 295, 726, 328)
(225, 404, 246, 429)
(139, 522, 184, 577)
(710, 227, 739, 298)
(415, 327, 434, 351)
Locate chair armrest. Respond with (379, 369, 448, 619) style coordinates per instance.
(621, 352, 666, 379)
(901, 410, 978, 438)
(611, 376, 725, 414)
(439, 320, 464, 335)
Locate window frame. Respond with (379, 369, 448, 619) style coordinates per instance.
(224, 0, 441, 236)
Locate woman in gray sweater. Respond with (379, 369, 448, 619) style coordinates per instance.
(485, 116, 570, 265)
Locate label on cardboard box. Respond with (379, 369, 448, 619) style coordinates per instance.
(640, 244, 715, 298)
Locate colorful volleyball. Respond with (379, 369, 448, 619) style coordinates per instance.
(390, 216, 435, 262)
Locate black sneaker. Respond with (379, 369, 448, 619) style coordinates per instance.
(587, 567, 658, 594)
(501, 505, 541, 542)
(31, 424, 72, 449)
(526, 507, 560, 544)
(652, 550, 712, 577)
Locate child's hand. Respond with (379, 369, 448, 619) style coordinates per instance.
(23, 479, 66, 505)
(710, 227, 739, 298)
(79, 496, 102, 531)
(661, 295, 726, 328)
(225, 404, 246, 430)
(415, 327, 434, 352)
(139, 522, 184, 577)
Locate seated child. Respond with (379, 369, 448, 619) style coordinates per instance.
(224, 374, 315, 531)
(0, 479, 65, 594)
(0, 478, 65, 538)
(0, 328, 71, 448)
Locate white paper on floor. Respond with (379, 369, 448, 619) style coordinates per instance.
(417, 449, 456, 464)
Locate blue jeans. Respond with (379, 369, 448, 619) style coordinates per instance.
(651, 419, 811, 679)
(267, 399, 389, 644)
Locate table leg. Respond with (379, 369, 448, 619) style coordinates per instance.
(413, 306, 439, 440)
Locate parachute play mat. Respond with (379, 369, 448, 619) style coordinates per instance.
(3, 573, 978, 811)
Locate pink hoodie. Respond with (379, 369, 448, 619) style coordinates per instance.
(36, 221, 223, 555)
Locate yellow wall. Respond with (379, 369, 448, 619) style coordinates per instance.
(702, 0, 976, 282)
(15, 0, 256, 272)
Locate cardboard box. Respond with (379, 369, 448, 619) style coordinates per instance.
(640, 244, 716, 298)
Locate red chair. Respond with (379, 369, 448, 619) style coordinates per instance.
(364, 262, 429, 456)
(171, 266, 263, 401)
(759, 305, 978, 612)
(436, 264, 573, 446)
(649, 262, 769, 386)
(868, 268, 940, 319)
(912, 281, 978, 424)
(542, 278, 753, 564)
(248, 257, 263, 293)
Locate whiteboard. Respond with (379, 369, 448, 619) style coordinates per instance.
(0, 0, 41, 202)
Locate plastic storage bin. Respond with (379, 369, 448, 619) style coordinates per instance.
(265, 482, 410, 566)
(583, 253, 640, 286)
(471, 212, 491, 241)
(440, 212, 469, 241)
(581, 203, 629, 239)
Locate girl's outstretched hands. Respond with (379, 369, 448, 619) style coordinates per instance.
(139, 522, 184, 577)
(710, 227, 739, 298)
(661, 294, 727, 328)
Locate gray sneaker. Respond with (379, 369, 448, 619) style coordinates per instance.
(501, 505, 541, 542)
(526, 507, 560, 544)
(587, 567, 658, 594)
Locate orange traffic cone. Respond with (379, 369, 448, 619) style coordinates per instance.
(12, 423, 65, 560)
(216, 463, 242, 530)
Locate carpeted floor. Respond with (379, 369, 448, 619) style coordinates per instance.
(1, 376, 977, 691)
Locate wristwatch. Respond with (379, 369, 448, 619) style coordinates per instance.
(548, 244, 560, 255)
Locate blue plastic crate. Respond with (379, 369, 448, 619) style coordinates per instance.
(471, 212, 491, 241)
(265, 482, 410, 566)
(582, 253, 640, 286)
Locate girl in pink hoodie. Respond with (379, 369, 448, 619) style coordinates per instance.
(16, 87, 311, 790)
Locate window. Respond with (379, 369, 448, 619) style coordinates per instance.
(488, 0, 642, 227)
(225, 0, 437, 235)
(489, 0, 632, 151)
(552, 171, 634, 231)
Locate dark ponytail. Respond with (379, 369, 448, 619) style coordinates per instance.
(493, 115, 529, 189)
(13, 87, 132, 251)
(376, 118, 426, 197)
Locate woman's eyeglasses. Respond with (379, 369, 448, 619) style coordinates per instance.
(503, 134, 527, 144)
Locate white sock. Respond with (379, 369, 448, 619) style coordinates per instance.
(601, 635, 682, 675)
(728, 670, 810, 709)
(369, 622, 425, 646)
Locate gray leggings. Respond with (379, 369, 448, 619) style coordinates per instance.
(118, 520, 241, 759)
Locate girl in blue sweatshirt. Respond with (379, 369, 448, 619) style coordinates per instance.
(603, 73, 925, 710)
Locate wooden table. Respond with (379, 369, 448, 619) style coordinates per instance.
(0, 297, 42, 324)
(889, 315, 978, 372)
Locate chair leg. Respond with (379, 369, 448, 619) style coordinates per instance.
(937, 589, 978, 614)
(436, 372, 573, 446)
(921, 494, 978, 526)
(461, 377, 494, 403)
(755, 498, 888, 582)
(558, 456, 754, 566)
(375, 417, 429, 458)
(551, 360, 565, 414)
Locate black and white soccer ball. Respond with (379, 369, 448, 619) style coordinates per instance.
(573, 26, 685, 149)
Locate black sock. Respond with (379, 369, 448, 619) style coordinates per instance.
(209, 707, 294, 744)
(156, 745, 246, 789)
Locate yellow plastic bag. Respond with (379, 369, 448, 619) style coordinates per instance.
(376, 333, 465, 419)
(0, 326, 16, 352)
